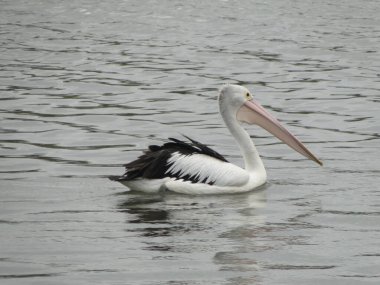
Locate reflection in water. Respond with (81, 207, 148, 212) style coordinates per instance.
(117, 194, 175, 238)
(117, 190, 268, 284)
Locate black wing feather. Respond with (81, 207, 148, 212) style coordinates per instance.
(109, 136, 228, 184)
(182, 135, 227, 162)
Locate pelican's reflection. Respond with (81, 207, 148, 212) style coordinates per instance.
(117, 192, 173, 238)
(116, 188, 267, 265)
(212, 188, 267, 285)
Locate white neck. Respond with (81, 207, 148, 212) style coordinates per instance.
(221, 109, 266, 174)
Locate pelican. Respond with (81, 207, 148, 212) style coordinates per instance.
(109, 84, 322, 194)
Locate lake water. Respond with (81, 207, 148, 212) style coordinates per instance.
(1, 0, 379, 284)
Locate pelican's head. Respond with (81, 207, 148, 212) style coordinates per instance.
(219, 84, 322, 166)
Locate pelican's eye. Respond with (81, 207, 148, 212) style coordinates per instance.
(245, 92, 251, 100)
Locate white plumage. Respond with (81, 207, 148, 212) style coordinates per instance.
(165, 152, 249, 186)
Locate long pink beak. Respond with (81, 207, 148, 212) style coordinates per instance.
(237, 100, 322, 166)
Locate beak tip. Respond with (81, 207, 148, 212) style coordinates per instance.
(315, 159, 323, 167)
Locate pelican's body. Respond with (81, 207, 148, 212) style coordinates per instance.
(110, 85, 321, 194)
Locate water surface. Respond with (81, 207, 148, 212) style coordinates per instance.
(1, 0, 380, 284)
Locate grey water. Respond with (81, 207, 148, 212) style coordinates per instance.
(1, 0, 380, 284)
